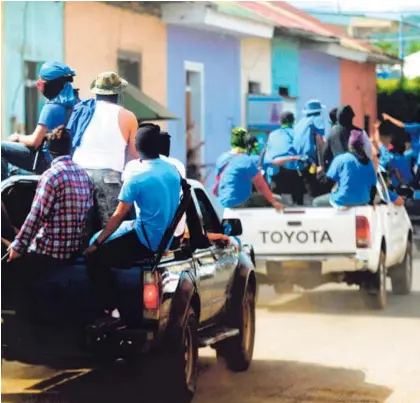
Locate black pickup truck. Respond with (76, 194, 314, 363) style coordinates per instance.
(1, 175, 257, 403)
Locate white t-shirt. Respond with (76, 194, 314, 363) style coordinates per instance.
(123, 155, 187, 238)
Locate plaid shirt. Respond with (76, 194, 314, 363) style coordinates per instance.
(11, 156, 94, 260)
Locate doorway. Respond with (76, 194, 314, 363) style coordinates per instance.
(184, 61, 204, 180)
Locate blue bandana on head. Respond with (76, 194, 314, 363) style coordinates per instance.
(39, 62, 79, 108)
(39, 62, 76, 81)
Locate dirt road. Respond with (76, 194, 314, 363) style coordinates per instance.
(2, 261, 420, 403)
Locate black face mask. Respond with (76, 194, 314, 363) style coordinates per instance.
(42, 78, 66, 100)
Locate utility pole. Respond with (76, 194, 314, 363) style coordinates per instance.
(399, 13, 405, 87)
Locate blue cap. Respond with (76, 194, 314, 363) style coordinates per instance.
(303, 99, 325, 115)
(39, 62, 76, 81)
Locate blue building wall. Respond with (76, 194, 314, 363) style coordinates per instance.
(298, 48, 340, 119)
(166, 26, 241, 171)
(271, 37, 300, 98)
(3, 1, 64, 137)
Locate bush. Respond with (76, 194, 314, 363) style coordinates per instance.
(377, 78, 420, 145)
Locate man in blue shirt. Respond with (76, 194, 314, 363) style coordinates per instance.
(313, 130, 377, 207)
(84, 124, 181, 327)
(262, 112, 306, 204)
(1, 62, 79, 180)
(214, 127, 283, 210)
(382, 112, 420, 188)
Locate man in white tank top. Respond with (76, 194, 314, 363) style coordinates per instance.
(72, 72, 138, 231)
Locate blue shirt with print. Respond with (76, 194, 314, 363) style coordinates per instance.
(216, 152, 259, 208)
(118, 158, 181, 251)
(405, 123, 420, 165)
(327, 152, 377, 207)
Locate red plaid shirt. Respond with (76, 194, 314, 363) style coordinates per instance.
(11, 156, 94, 259)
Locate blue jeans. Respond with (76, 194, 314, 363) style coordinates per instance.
(1, 142, 50, 181)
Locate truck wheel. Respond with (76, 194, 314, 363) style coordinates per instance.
(361, 251, 387, 310)
(216, 286, 255, 372)
(390, 240, 413, 295)
(164, 308, 199, 403)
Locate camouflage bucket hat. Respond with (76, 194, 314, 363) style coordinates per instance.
(90, 71, 128, 95)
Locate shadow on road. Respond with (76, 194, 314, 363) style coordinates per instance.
(258, 287, 420, 319)
(2, 356, 392, 403)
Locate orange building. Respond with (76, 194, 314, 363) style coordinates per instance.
(340, 60, 377, 134)
(64, 2, 167, 111)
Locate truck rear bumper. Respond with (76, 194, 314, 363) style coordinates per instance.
(255, 253, 371, 278)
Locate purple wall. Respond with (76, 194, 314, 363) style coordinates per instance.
(167, 26, 241, 171)
(298, 49, 340, 119)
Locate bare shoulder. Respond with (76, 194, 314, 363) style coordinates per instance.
(121, 108, 137, 123)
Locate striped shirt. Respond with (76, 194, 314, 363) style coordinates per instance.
(11, 156, 94, 259)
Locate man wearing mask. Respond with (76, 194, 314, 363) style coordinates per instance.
(262, 112, 306, 205)
(313, 130, 377, 208)
(1, 62, 79, 180)
(84, 124, 181, 326)
(71, 72, 138, 230)
(321, 105, 372, 171)
(293, 100, 327, 197)
(213, 127, 284, 210)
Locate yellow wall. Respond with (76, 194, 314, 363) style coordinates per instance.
(64, 2, 167, 113)
(240, 38, 272, 126)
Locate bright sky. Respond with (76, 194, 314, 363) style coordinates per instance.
(288, 0, 420, 14)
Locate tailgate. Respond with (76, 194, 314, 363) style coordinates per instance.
(231, 207, 357, 255)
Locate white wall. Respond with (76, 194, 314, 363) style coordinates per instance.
(240, 38, 272, 126)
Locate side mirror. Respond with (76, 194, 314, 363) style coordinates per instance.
(222, 218, 242, 237)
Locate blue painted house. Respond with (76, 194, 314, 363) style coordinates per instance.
(3, 1, 64, 138)
(161, 2, 273, 183)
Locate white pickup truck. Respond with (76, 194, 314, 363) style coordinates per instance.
(224, 173, 413, 309)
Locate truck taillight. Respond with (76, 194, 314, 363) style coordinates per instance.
(143, 272, 160, 317)
(143, 284, 159, 310)
(356, 216, 371, 248)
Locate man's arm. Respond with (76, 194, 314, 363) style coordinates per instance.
(10, 173, 58, 254)
(272, 155, 301, 167)
(252, 172, 284, 211)
(14, 125, 48, 148)
(122, 110, 139, 161)
(382, 113, 405, 128)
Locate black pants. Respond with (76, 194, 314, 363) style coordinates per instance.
(86, 229, 153, 312)
(86, 169, 122, 231)
(270, 168, 306, 205)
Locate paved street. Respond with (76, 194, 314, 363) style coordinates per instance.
(2, 260, 420, 403)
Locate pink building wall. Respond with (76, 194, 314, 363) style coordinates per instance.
(64, 2, 167, 111)
(340, 60, 377, 134)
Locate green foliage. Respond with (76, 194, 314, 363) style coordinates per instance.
(377, 79, 420, 126)
(376, 41, 398, 57)
(377, 77, 420, 94)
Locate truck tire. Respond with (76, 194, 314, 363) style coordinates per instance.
(390, 240, 413, 295)
(164, 308, 199, 403)
(216, 286, 255, 372)
(361, 251, 387, 310)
